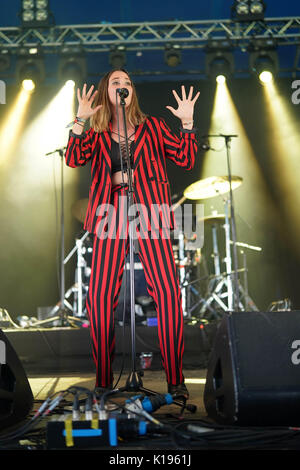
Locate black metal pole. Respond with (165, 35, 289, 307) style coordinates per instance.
(117, 91, 142, 390)
(204, 133, 240, 311)
(60, 149, 66, 319)
(223, 135, 240, 311)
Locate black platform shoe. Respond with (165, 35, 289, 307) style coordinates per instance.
(94, 384, 113, 394)
(167, 382, 189, 400)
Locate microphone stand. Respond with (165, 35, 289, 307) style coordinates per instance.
(205, 134, 240, 311)
(116, 89, 141, 391)
(34, 147, 81, 327)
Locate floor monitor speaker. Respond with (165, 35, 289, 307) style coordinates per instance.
(204, 311, 300, 426)
(0, 329, 33, 431)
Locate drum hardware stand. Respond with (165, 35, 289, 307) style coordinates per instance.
(204, 134, 240, 310)
(172, 196, 206, 319)
(63, 231, 90, 318)
(178, 230, 188, 316)
(211, 221, 221, 278)
(198, 213, 261, 316)
(34, 147, 86, 328)
(176, 230, 212, 319)
(231, 241, 261, 311)
(198, 197, 238, 315)
(179, 273, 221, 319)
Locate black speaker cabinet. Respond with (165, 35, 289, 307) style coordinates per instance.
(0, 329, 33, 430)
(204, 311, 300, 426)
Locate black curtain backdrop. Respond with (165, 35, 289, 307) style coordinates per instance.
(0, 76, 300, 318)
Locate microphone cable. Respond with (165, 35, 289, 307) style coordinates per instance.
(112, 88, 130, 389)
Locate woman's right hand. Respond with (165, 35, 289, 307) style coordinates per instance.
(76, 83, 102, 119)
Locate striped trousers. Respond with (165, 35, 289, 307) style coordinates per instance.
(86, 185, 184, 388)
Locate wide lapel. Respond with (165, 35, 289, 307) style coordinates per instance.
(133, 119, 147, 169)
(101, 124, 112, 172)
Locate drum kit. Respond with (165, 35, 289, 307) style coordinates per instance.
(62, 173, 261, 324)
(171, 175, 261, 320)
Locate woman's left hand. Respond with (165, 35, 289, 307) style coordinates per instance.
(166, 85, 200, 127)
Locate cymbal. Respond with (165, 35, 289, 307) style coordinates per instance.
(183, 175, 243, 200)
(71, 198, 88, 224)
(198, 214, 227, 224)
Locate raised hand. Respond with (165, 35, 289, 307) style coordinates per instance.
(77, 83, 102, 119)
(166, 85, 200, 124)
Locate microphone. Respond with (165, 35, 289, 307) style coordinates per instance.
(45, 147, 66, 156)
(116, 88, 129, 99)
(199, 141, 211, 151)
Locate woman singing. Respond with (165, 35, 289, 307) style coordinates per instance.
(65, 69, 199, 400)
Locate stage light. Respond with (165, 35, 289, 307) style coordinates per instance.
(259, 70, 273, 84)
(16, 54, 45, 90)
(205, 40, 234, 82)
(216, 74, 226, 84)
(13, 81, 76, 186)
(261, 80, 300, 258)
(0, 89, 31, 166)
(164, 45, 181, 67)
(36, 0, 49, 21)
(65, 79, 75, 89)
(249, 49, 278, 83)
(58, 48, 86, 87)
(206, 50, 234, 82)
(0, 49, 10, 72)
(109, 46, 126, 69)
(22, 0, 35, 22)
(200, 78, 275, 311)
(20, 0, 53, 28)
(236, 1, 249, 15)
(22, 79, 35, 92)
(231, 0, 266, 21)
(250, 0, 264, 14)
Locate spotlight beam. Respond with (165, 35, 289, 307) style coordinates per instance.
(261, 80, 300, 257)
(201, 78, 276, 309)
(0, 89, 31, 165)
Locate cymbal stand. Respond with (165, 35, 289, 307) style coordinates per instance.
(199, 199, 238, 316)
(205, 134, 240, 310)
(64, 231, 90, 318)
(231, 241, 261, 311)
(33, 147, 85, 328)
(172, 196, 210, 319)
(178, 230, 187, 316)
(224, 198, 234, 310)
(211, 222, 221, 278)
(199, 209, 261, 316)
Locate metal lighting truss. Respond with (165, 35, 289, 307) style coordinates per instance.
(0, 17, 300, 72)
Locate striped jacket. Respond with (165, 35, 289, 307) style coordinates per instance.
(65, 116, 198, 234)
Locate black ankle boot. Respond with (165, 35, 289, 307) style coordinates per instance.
(94, 384, 113, 394)
(167, 382, 189, 400)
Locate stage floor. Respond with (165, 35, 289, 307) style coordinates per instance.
(28, 367, 208, 418)
(24, 367, 211, 453)
(2, 324, 300, 452)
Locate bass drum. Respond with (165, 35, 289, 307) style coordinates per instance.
(114, 254, 152, 322)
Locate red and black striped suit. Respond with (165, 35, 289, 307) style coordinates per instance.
(65, 116, 198, 388)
